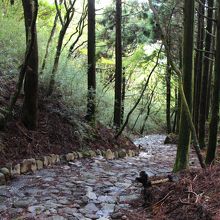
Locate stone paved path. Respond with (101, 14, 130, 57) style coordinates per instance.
(0, 135, 197, 220)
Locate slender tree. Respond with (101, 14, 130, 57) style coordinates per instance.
(113, 0, 123, 129)
(193, 0, 205, 133)
(47, 0, 77, 96)
(199, 0, 215, 149)
(86, 0, 96, 122)
(40, 13, 58, 75)
(172, 87, 178, 133)
(21, 0, 39, 129)
(175, 38, 183, 134)
(166, 60, 172, 134)
(174, 0, 194, 171)
(140, 84, 156, 134)
(121, 70, 126, 124)
(68, 3, 87, 57)
(206, 0, 220, 164)
(206, 20, 216, 120)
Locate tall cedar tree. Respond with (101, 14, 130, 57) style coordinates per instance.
(148, 0, 205, 169)
(22, 0, 39, 129)
(86, 0, 96, 122)
(193, 0, 205, 134)
(174, 0, 194, 171)
(199, 0, 214, 149)
(114, 0, 122, 129)
(165, 22, 171, 134)
(206, 0, 220, 164)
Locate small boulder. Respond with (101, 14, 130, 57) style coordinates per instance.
(59, 155, 66, 162)
(88, 150, 96, 157)
(118, 149, 127, 158)
(73, 151, 78, 159)
(96, 149, 102, 156)
(128, 150, 134, 157)
(56, 155, 60, 163)
(20, 159, 37, 174)
(50, 154, 57, 164)
(114, 151, 119, 159)
(105, 149, 114, 160)
(164, 133, 178, 144)
(82, 150, 91, 158)
(77, 152, 83, 158)
(13, 200, 31, 208)
(66, 153, 75, 161)
(12, 164, 21, 176)
(86, 191, 97, 200)
(36, 160, 44, 170)
(0, 167, 11, 181)
(0, 173, 6, 185)
(47, 156, 53, 166)
(102, 150, 106, 157)
(43, 156, 49, 167)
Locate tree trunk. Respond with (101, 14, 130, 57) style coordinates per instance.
(140, 84, 156, 135)
(198, 0, 214, 149)
(174, 0, 194, 172)
(21, 0, 39, 129)
(193, 0, 205, 134)
(166, 61, 172, 134)
(206, 19, 216, 120)
(172, 87, 178, 133)
(47, 28, 66, 96)
(206, 60, 214, 120)
(121, 70, 126, 124)
(86, 0, 96, 123)
(132, 99, 148, 131)
(148, 0, 205, 169)
(206, 0, 220, 164)
(175, 38, 183, 134)
(47, 1, 76, 96)
(113, 0, 122, 129)
(40, 13, 58, 75)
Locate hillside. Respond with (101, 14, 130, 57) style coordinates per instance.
(0, 72, 136, 166)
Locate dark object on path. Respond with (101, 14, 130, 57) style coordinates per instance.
(136, 171, 178, 187)
(136, 171, 179, 206)
(167, 174, 179, 182)
(136, 171, 152, 188)
(136, 171, 153, 206)
(164, 133, 178, 144)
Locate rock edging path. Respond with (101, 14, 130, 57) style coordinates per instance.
(0, 148, 138, 186)
(0, 135, 191, 220)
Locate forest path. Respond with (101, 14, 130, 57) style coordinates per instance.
(0, 135, 197, 220)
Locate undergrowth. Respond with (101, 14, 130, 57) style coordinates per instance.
(0, 3, 168, 135)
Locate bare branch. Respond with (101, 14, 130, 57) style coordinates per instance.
(115, 45, 163, 138)
(55, 0, 64, 25)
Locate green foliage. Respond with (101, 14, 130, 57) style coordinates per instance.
(38, 0, 57, 27)
(0, 0, 177, 135)
(96, 0, 155, 58)
(0, 3, 25, 73)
